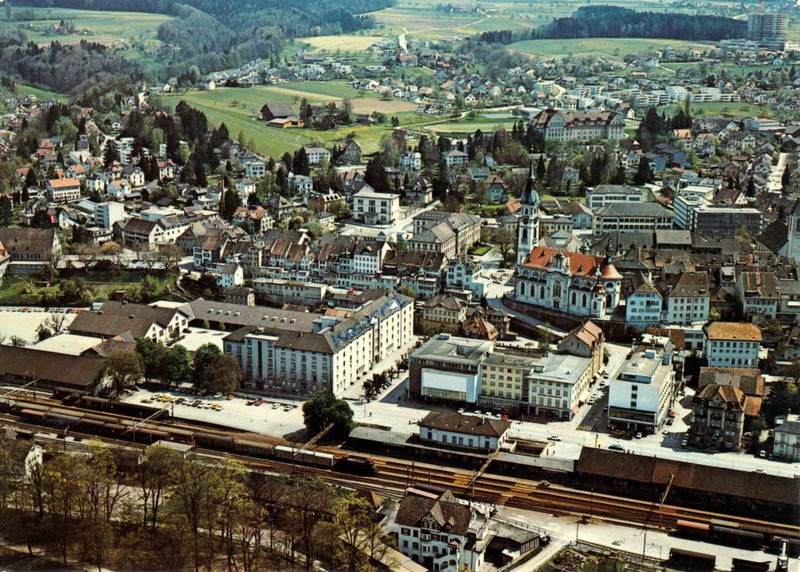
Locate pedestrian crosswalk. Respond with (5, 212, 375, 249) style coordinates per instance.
(577, 423, 594, 431)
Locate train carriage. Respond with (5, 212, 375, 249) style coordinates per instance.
(668, 547, 716, 571)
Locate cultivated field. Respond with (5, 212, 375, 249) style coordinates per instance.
(1, 6, 173, 47)
(297, 34, 387, 52)
(369, 0, 745, 41)
(162, 83, 428, 157)
(510, 38, 717, 59)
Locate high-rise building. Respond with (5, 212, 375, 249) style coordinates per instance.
(748, 13, 787, 47)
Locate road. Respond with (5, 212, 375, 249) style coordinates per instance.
(767, 152, 789, 192)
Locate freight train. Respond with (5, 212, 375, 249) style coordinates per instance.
(6, 399, 375, 475)
(674, 519, 800, 556)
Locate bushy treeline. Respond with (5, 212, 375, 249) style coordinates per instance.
(479, 5, 746, 44)
(8, 0, 392, 97)
(0, 38, 141, 94)
(0, 438, 394, 571)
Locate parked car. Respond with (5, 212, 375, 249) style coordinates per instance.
(608, 444, 624, 451)
(547, 435, 561, 441)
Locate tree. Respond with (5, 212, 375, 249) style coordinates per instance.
(192, 343, 222, 383)
(335, 492, 395, 571)
(302, 390, 355, 440)
(491, 227, 515, 263)
(163, 345, 192, 385)
(0, 195, 12, 226)
(632, 156, 654, 185)
(201, 355, 243, 394)
(220, 189, 242, 220)
(364, 153, 391, 193)
(103, 141, 119, 167)
(104, 350, 143, 396)
(138, 444, 182, 531)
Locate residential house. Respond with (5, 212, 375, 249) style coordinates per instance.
(704, 322, 762, 369)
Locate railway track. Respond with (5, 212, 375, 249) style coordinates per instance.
(3, 402, 799, 541)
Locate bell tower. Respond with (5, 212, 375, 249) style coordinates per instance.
(516, 165, 540, 265)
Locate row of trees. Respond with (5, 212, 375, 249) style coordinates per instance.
(118, 340, 243, 394)
(0, 439, 394, 571)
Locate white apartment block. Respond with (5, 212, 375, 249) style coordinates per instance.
(352, 188, 401, 225)
(704, 322, 762, 369)
(608, 339, 676, 434)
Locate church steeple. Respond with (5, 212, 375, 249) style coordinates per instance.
(516, 162, 540, 265)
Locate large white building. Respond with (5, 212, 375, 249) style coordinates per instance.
(664, 272, 710, 325)
(515, 247, 623, 319)
(223, 292, 414, 396)
(608, 336, 676, 434)
(410, 323, 604, 419)
(352, 188, 401, 225)
(529, 109, 625, 142)
(704, 322, 761, 369)
(585, 185, 644, 210)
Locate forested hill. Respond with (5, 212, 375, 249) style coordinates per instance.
(6, 0, 393, 97)
(479, 5, 746, 44)
(12, 0, 395, 36)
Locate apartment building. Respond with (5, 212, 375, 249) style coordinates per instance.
(352, 188, 401, 225)
(608, 337, 676, 434)
(47, 178, 81, 204)
(223, 292, 414, 396)
(704, 321, 762, 369)
(665, 271, 710, 325)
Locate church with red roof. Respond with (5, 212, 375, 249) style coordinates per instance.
(514, 246, 623, 319)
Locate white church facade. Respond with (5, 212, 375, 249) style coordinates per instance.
(513, 171, 623, 319)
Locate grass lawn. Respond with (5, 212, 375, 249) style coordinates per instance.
(510, 38, 716, 59)
(15, 85, 64, 100)
(471, 245, 491, 256)
(0, 270, 178, 306)
(163, 84, 428, 157)
(665, 101, 775, 118)
(2, 6, 173, 47)
(297, 35, 387, 52)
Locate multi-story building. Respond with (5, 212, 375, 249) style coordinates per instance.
(418, 412, 510, 452)
(773, 414, 800, 462)
(47, 178, 81, 203)
(585, 185, 644, 210)
(704, 322, 761, 369)
(352, 188, 401, 225)
(689, 384, 750, 450)
(608, 336, 676, 434)
(302, 146, 332, 165)
(626, 279, 663, 327)
(443, 150, 468, 168)
(515, 247, 623, 319)
(408, 212, 482, 260)
(410, 322, 603, 418)
(529, 109, 625, 142)
(421, 295, 467, 333)
(395, 488, 490, 572)
(251, 278, 328, 305)
(93, 201, 126, 229)
(223, 292, 414, 396)
(665, 271, 710, 325)
(593, 202, 673, 234)
(673, 195, 764, 237)
(0, 228, 62, 275)
(748, 13, 787, 46)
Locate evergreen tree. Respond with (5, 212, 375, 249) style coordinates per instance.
(364, 153, 391, 193)
(632, 156, 654, 185)
(103, 141, 119, 167)
(293, 148, 310, 176)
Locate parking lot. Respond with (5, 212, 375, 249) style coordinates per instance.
(124, 387, 306, 437)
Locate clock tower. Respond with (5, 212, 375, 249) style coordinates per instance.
(516, 165, 540, 265)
